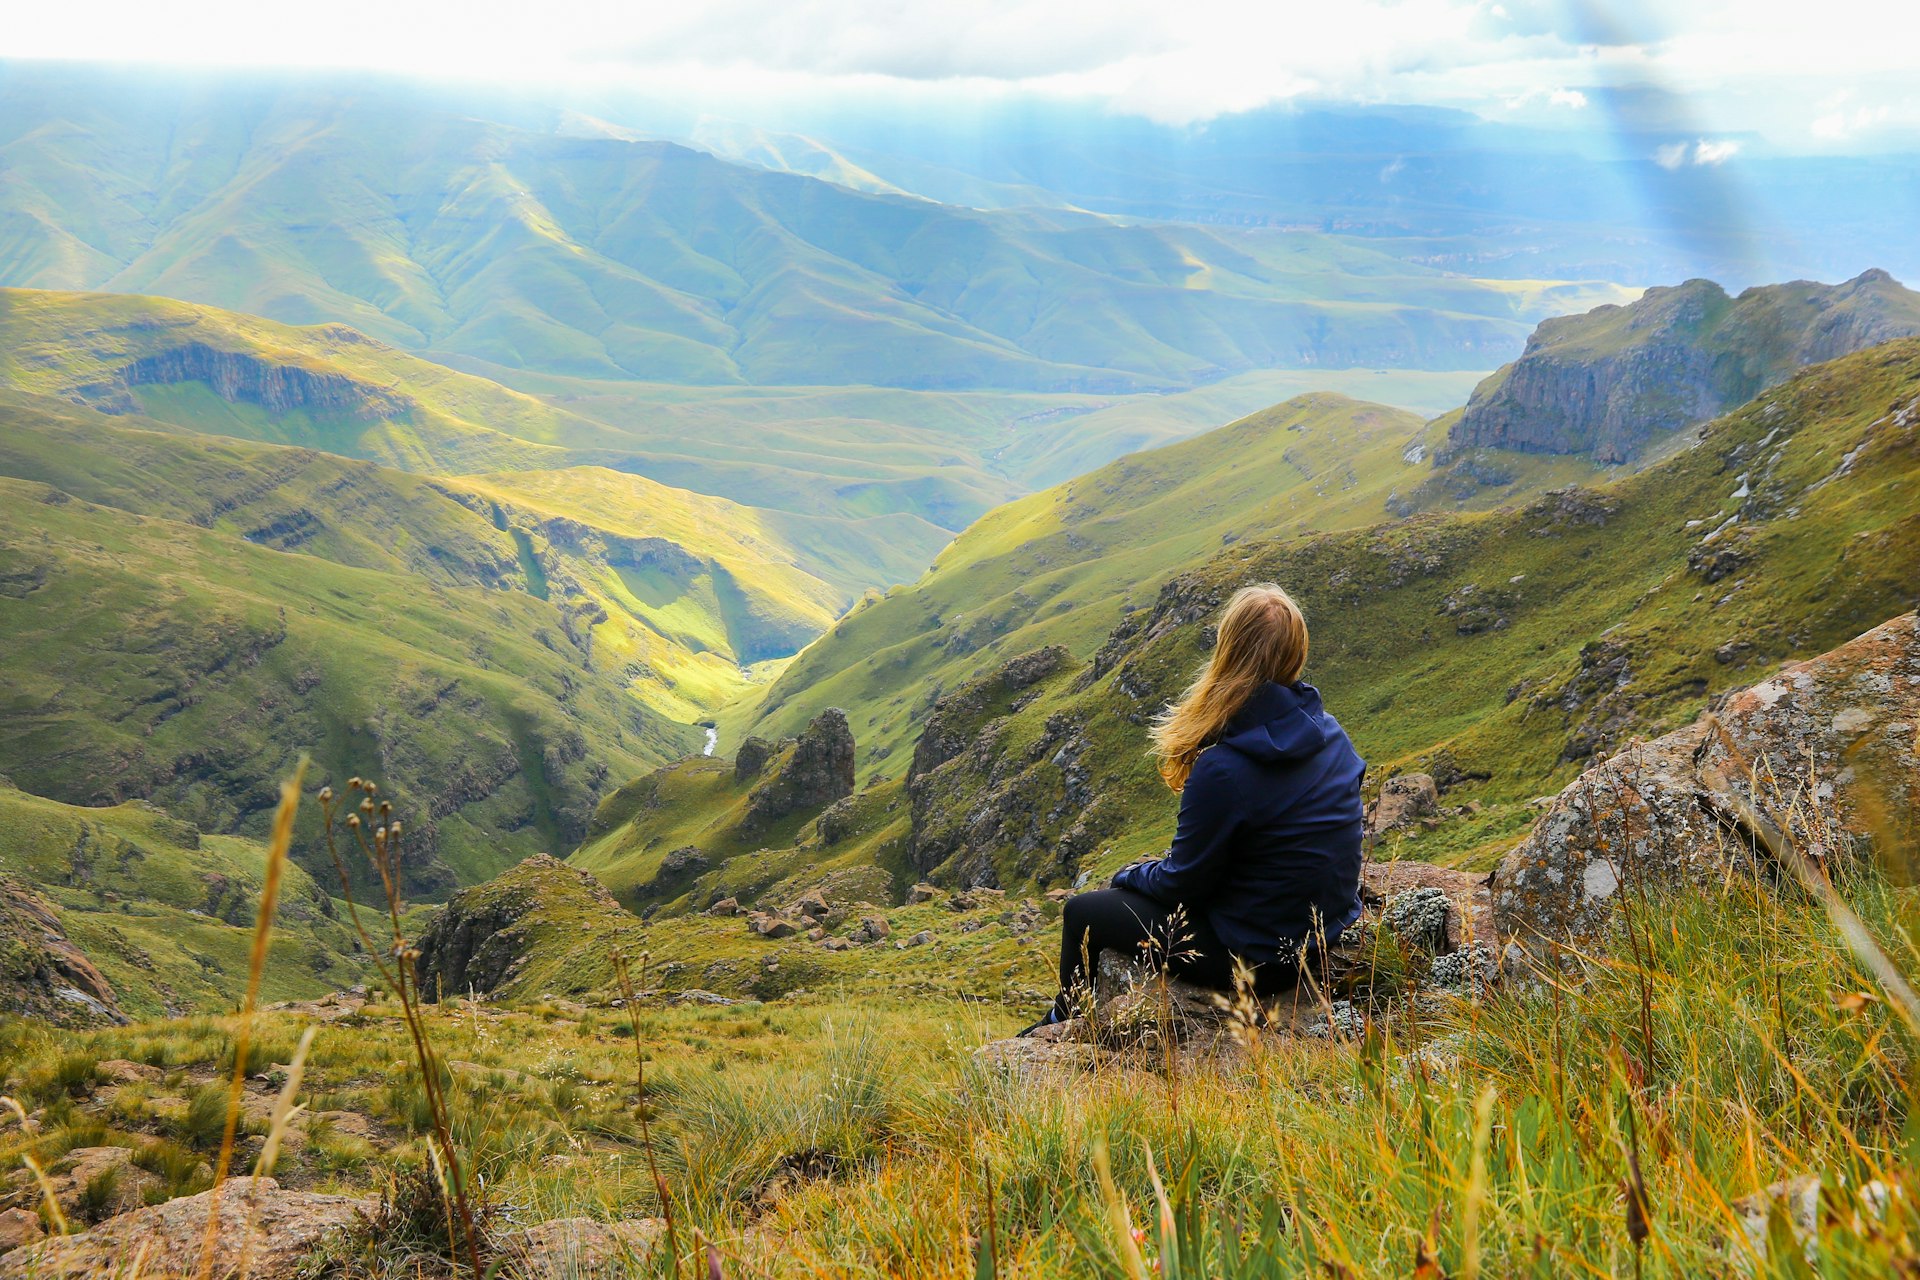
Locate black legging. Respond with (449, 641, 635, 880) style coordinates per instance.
(1051, 887, 1300, 1020)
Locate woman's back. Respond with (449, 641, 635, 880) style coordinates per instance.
(1112, 679, 1365, 959)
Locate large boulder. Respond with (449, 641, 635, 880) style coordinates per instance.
(1493, 612, 1920, 951)
(0, 1178, 374, 1279)
(741, 710, 855, 831)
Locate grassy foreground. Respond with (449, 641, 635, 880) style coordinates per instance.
(4, 853, 1917, 1277)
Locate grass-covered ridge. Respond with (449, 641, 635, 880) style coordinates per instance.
(735, 391, 1610, 781)
(0, 470, 674, 895)
(5, 855, 1918, 1274)
(0, 782, 363, 1019)
(684, 340, 1920, 901)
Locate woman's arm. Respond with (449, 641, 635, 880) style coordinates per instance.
(1109, 750, 1239, 907)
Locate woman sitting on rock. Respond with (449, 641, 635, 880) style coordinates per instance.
(1025, 583, 1365, 1034)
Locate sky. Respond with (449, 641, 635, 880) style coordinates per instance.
(6, 0, 1918, 148)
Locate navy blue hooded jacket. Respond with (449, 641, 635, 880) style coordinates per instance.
(1110, 681, 1365, 961)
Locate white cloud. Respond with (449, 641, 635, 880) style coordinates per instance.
(1654, 138, 1743, 169)
(2, 0, 1917, 143)
(1691, 138, 1741, 165)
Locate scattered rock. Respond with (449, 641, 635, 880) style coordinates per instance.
(0, 1209, 40, 1255)
(794, 891, 830, 921)
(501, 1216, 665, 1278)
(734, 736, 775, 781)
(706, 897, 739, 917)
(822, 937, 851, 952)
(259, 989, 369, 1021)
(95, 1059, 162, 1086)
(906, 883, 938, 904)
(850, 915, 890, 944)
(657, 846, 708, 876)
(44, 1147, 160, 1221)
(746, 913, 799, 940)
(903, 931, 932, 948)
(1365, 774, 1439, 840)
(672, 990, 733, 1006)
(0, 1179, 374, 1279)
(1493, 612, 1920, 952)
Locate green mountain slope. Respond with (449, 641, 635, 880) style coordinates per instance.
(0, 470, 676, 895)
(637, 339, 1920, 908)
(733, 392, 1608, 778)
(0, 381, 885, 718)
(0, 782, 363, 1018)
(0, 74, 1624, 393)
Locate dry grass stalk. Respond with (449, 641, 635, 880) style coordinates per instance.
(320, 776, 485, 1275)
(614, 951, 682, 1280)
(196, 761, 302, 1280)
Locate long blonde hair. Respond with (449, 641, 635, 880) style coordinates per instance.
(1149, 583, 1309, 791)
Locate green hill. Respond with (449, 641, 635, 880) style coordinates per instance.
(630, 339, 1920, 906)
(732, 392, 1607, 778)
(0, 466, 679, 895)
(0, 782, 364, 1019)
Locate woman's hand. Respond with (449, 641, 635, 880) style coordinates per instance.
(1109, 858, 1162, 889)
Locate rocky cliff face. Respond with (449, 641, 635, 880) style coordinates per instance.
(0, 876, 123, 1027)
(742, 709, 856, 831)
(1449, 270, 1920, 463)
(99, 342, 411, 420)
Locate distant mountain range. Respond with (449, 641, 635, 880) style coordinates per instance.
(0, 66, 1628, 394)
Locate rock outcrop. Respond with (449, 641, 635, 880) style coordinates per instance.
(0, 1179, 374, 1279)
(741, 710, 855, 831)
(905, 646, 1102, 885)
(414, 855, 641, 1002)
(0, 876, 123, 1027)
(1448, 271, 1920, 463)
(101, 342, 409, 421)
(1365, 773, 1439, 841)
(1493, 612, 1919, 950)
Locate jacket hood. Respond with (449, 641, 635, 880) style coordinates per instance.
(1218, 681, 1332, 763)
